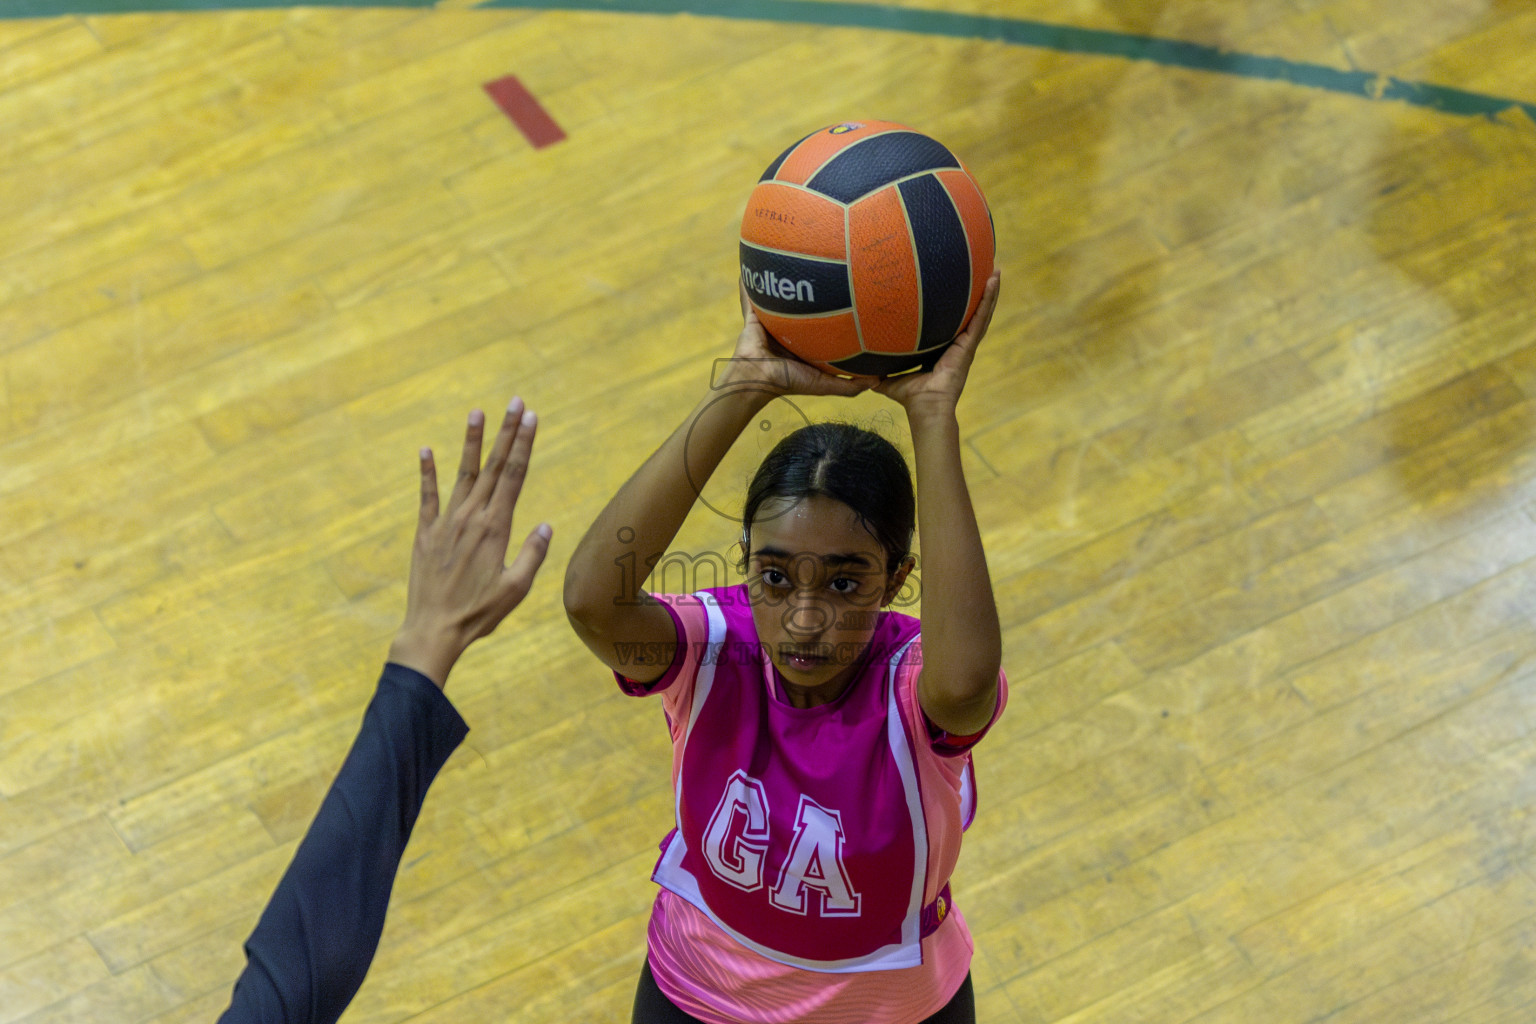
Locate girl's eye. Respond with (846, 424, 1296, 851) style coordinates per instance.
(830, 577, 860, 594)
(761, 568, 789, 587)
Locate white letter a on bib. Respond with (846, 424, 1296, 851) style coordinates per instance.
(771, 796, 861, 917)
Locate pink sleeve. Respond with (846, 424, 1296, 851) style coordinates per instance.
(611, 594, 710, 741)
(899, 639, 1009, 757)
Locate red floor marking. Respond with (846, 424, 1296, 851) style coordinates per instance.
(483, 75, 566, 149)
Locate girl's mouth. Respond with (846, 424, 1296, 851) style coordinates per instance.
(782, 646, 829, 671)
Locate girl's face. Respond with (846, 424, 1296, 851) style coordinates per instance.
(745, 495, 912, 704)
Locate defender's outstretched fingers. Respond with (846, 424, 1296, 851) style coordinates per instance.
(489, 410, 536, 533)
(470, 397, 525, 509)
(418, 447, 439, 528)
(448, 409, 486, 512)
(503, 522, 553, 610)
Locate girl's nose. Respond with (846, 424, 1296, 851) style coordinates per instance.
(783, 590, 833, 639)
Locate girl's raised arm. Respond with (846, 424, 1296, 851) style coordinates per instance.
(875, 272, 1004, 735)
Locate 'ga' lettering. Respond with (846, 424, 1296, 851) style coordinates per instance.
(701, 775, 862, 917)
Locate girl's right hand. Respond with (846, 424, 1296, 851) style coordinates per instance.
(723, 284, 878, 398)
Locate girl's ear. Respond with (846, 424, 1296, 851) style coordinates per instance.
(881, 554, 918, 607)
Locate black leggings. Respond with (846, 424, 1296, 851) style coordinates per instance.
(632, 960, 976, 1024)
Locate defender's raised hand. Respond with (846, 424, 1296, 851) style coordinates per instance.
(388, 398, 553, 688)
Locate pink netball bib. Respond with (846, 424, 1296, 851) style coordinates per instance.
(652, 588, 931, 973)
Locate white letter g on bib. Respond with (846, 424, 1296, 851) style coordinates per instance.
(703, 770, 771, 891)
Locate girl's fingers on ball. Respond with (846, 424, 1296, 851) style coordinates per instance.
(954, 273, 1001, 354)
(979, 271, 1001, 325)
(843, 374, 880, 393)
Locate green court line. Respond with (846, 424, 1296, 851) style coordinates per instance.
(7, 0, 1535, 124)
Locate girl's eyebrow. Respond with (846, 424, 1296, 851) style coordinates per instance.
(753, 546, 877, 568)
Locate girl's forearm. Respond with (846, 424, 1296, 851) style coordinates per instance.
(564, 380, 773, 619)
(909, 408, 1002, 715)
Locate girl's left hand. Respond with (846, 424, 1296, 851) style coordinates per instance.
(874, 270, 1000, 416)
(726, 283, 879, 398)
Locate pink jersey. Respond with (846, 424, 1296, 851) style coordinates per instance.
(616, 585, 1007, 1023)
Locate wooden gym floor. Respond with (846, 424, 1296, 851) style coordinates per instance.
(4, 1, 1536, 1021)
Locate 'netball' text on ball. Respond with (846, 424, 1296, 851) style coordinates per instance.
(741, 267, 816, 304)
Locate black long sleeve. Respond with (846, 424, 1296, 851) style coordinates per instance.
(216, 663, 469, 1024)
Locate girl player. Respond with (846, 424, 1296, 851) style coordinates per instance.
(564, 270, 1005, 1024)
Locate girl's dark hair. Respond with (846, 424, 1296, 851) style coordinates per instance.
(741, 422, 915, 575)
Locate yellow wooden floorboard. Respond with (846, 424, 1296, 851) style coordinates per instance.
(0, 20, 101, 101)
(1, 15, 288, 173)
(984, 698, 1536, 1018)
(0, 814, 131, 919)
(139, 987, 238, 1024)
(390, 913, 650, 1024)
(1185, 871, 1536, 1023)
(967, 600, 1536, 913)
(11, 962, 182, 1024)
(84, 842, 299, 973)
(0, 239, 203, 354)
(0, 807, 274, 969)
(340, 850, 656, 1023)
(104, 708, 366, 852)
(1045, 942, 1255, 1024)
(0, 935, 112, 1024)
(141, 918, 253, 1014)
